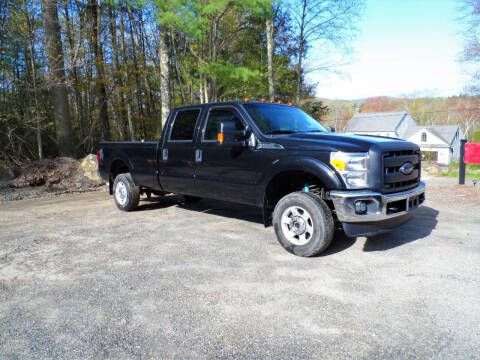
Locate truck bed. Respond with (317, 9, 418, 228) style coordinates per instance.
(98, 141, 160, 190)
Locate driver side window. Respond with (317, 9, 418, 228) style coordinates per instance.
(203, 108, 245, 141)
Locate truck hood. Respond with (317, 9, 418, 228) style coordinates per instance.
(270, 132, 419, 153)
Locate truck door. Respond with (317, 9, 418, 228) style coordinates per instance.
(194, 106, 261, 205)
(158, 108, 202, 194)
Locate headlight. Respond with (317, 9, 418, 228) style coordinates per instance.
(330, 152, 368, 189)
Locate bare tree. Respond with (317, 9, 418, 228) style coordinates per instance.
(24, 0, 42, 159)
(88, 0, 110, 140)
(266, 6, 275, 99)
(288, 0, 363, 101)
(158, 25, 170, 129)
(40, 0, 74, 156)
(119, 6, 135, 141)
(458, 0, 480, 93)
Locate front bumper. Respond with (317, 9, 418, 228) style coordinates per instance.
(329, 182, 425, 235)
(330, 182, 425, 237)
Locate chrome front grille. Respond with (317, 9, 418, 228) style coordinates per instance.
(383, 150, 421, 194)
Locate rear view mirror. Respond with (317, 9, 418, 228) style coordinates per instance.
(217, 121, 250, 147)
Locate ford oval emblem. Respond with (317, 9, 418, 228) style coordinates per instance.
(399, 162, 414, 175)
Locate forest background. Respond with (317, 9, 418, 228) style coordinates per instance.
(1, 0, 480, 166)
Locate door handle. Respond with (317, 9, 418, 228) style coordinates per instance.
(195, 149, 202, 162)
(162, 148, 168, 160)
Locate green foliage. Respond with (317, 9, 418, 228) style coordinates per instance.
(300, 100, 330, 122)
(0, 0, 323, 164)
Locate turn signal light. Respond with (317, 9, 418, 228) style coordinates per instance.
(331, 159, 346, 171)
(244, 97, 250, 102)
(217, 132, 224, 144)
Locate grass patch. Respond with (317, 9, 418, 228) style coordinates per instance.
(447, 161, 480, 171)
(439, 162, 480, 181)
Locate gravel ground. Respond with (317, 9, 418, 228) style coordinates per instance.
(1, 179, 479, 359)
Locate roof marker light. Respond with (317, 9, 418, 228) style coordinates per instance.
(269, 99, 275, 103)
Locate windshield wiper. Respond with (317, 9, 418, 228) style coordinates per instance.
(264, 130, 298, 135)
(301, 130, 325, 133)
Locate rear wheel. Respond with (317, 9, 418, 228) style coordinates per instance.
(273, 191, 334, 257)
(113, 173, 140, 211)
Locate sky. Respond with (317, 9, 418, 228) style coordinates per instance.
(310, 0, 469, 100)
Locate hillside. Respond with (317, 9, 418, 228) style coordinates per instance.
(311, 95, 480, 139)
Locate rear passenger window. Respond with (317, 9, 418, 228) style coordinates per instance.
(170, 109, 200, 141)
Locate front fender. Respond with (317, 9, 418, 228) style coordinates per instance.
(256, 156, 344, 205)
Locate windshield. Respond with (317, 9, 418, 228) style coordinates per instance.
(243, 103, 327, 135)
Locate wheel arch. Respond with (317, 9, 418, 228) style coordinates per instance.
(260, 157, 343, 204)
(258, 157, 343, 226)
(109, 157, 133, 194)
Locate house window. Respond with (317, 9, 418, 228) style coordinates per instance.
(421, 132, 427, 142)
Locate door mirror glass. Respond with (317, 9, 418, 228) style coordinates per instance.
(327, 126, 335, 132)
(204, 108, 245, 141)
(217, 121, 250, 146)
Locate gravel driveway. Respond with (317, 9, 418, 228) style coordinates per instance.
(1, 179, 479, 359)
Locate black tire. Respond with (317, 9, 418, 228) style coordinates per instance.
(182, 195, 201, 203)
(113, 173, 140, 211)
(273, 191, 334, 257)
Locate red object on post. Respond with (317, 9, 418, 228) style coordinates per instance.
(464, 143, 480, 164)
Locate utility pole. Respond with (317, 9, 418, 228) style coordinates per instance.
(459, 139, 467, 185)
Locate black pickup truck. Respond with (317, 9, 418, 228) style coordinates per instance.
(98, 101, 425, 256)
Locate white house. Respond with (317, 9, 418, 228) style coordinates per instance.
(344, 111, 417, 138)
(344, 111, 464, 165)
(403, 125, 464, 165)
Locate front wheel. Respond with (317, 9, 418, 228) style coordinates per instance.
(113, 173, 140, 211)
(273, 192, 334, 257)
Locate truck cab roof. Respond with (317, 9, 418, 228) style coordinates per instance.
(172, 100, 292, 111)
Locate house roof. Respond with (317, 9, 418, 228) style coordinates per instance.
(344, 111, 408, 132)
(404, 125, 460, 145)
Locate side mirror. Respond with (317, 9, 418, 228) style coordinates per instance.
(327, 126, 335, 133)
(217, 121, 250, 147)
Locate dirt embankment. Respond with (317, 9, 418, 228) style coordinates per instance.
(0, 155, 106, 203)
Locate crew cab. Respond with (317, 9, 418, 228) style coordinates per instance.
(97, 101, 425, 257)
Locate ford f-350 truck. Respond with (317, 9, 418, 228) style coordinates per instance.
(97, 101, 425, 257)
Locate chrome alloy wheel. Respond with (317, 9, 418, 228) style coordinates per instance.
(280, 206, 314, 245)
(115, 181, 128, 206)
